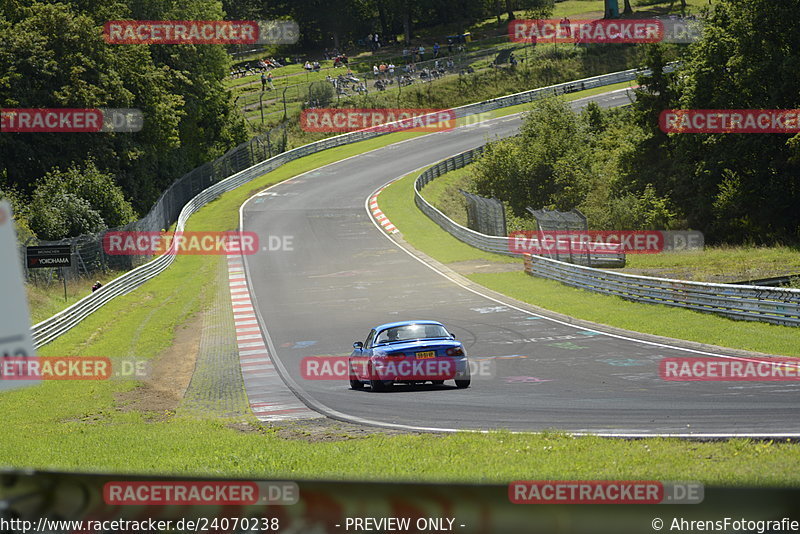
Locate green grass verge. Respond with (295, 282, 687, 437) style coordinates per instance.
(379, 171, 800, 357)
(7, 83, 798, 484)
(553, 0, 711, 17)
(2, 421, 800, 485)
(27, 270, 126, 324)
(624, 247, 800, 283)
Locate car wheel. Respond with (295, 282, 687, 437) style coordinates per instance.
(455, 376, 471, 388)
(368, 363, 389, 392)
(350, 377, 364, 390)
(349, 362, 364, 390)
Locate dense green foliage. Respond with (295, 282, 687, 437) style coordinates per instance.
(27, 160, 136, 240)
(0, 0, 247, 239)
(223, 0, 554, 49)
(470, 0, 800, 244)
(470, 99, 677, 230)
(625, 0, 800, 243)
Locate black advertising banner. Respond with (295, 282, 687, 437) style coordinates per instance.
(26, 245, 72, 269)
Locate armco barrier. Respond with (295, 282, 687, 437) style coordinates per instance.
(31, 65, 661, 347)
(523, 255, 800, 327)
(414, 147, 626, 267)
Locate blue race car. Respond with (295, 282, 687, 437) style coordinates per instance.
(349, 320, 470, 391)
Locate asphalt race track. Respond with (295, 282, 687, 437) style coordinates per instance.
(241, 88, 800, 436)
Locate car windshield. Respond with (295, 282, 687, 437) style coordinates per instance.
(375, 324, 450, 344)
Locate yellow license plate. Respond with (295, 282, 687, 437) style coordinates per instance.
(416, 351, 436, 359)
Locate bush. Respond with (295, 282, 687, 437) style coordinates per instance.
(29, 193, 106, 241)
(27, 161, 136, 240)
(473, 97, 592, 216)
(0, 182, 36, 242)
(306, 81, 335, 108)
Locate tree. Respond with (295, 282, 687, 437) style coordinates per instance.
(0, 0, 247, 214)
(29, 193, 106, 241)
(473, 97, 591, 215)
(27, 160, 136, 240)
(623, 0, 633, 15)
(625, 0, 800, 243)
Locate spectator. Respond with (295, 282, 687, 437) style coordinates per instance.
(388, 62, 395, 75)
(560, 17, 572, 39)
(374, 33, 380, 49)
(304, 61, 313, 71)
(92, 281, 102, 292)
(267, 71, 274, 90)
(367, 33, 373, 50)
(261, 72, 267, 91)
(433, 42, 440, 58)
(418, 45, 425, 60)
(373, 64, 379, 76)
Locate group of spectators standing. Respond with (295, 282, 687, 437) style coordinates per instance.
(372, 62, 397, 77)
(400, 40, 461, 62)
(366, 33, 382, 50)
(249, 27, 470, 93)
(260, 70, 274, 91)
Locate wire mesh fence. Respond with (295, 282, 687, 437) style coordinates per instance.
(19, 122, 288, 283)
(233, 40, 537, 125)
(460, 190, 507, 237)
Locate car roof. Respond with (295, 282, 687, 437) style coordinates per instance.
(374, 320, 444, 331)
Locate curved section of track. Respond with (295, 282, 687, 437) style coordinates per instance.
(241, 89, 800, 436)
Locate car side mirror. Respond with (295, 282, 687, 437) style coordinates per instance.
(449, 333, 456, 339)
(353, 342, 363, 349)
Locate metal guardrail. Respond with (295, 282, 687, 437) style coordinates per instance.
(21, 123, 288, 282)
(523, 255, 800, 327)
(30, 66, 655, 347)
(413, 148, 626, 267)
(733, 274, 800, 288)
